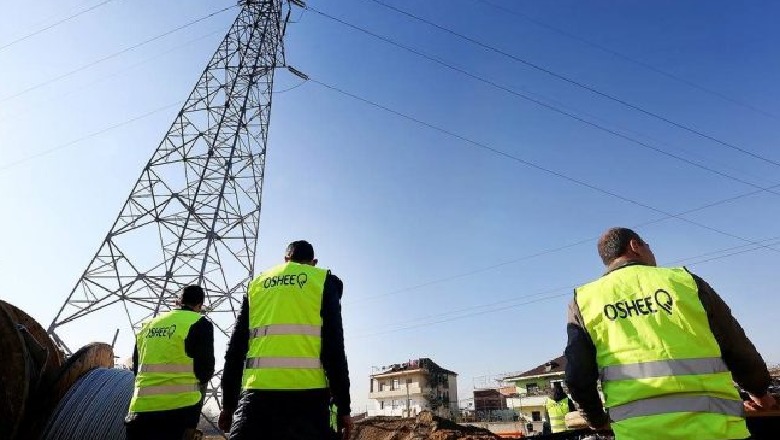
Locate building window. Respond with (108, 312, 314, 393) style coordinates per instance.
(392, 379, 400, 390)
(526, 382, 538, 394)
(392, 400, 397, 409)
(407, 378, 412, 385)
(532, 411, 541, 422)
(380, 401, 384, 410)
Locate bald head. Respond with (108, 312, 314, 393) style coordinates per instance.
(597, 227, 656, 267)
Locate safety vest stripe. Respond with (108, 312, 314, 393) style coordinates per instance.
(608, 395, 744, 422)
(249, 324, 322, 338)
(136, 384, 200, 397)
(601, 357, 728, 382)
(245, 357, 322, 369)
(138, 363, 193, 373)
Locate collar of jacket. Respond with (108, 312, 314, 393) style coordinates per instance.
(604, 259, 648, 275)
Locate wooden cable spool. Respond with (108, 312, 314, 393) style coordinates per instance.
(0, 303, 30, 440)
(0, 300, 64, 389)
(19, 341, 114, 440)
(49, 342, 115, 405)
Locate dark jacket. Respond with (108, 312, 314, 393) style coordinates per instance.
(565, 261, 771, 427)
(221, 272, 351, 418)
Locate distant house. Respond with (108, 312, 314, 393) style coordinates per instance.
(368, 358, 458, 419)
(473, 386, 518, 421)
(502, 356, 567, 434)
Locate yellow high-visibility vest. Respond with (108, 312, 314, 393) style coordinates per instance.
(576, 265, 748, 440)
(129, 309, 202, 412)
(242, 262, 328, 390)
(546, 397, 569, 433)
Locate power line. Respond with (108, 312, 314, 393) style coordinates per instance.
(0, 28, 226, 123)
(306, 7, 780, 197)
(346, 181, 780, 305)
(472, 0, 778, 121)
(0, 5, 237, 103)
(0, 101, 182, 173)
(308, 76, 780, 254)
(0, 0, 120, 52)
(353, 236, 780, 338)
(368, 235, 780, 328)
(361, 0, 780, 169)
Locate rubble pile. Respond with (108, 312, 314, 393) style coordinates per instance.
(352, 411, 500, 440)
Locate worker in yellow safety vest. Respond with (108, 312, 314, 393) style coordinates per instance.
(125, 286, 215, 440)
(218, 240, 352, 440)
(565, 227, 777, 440)
(544, 382, 574, 433)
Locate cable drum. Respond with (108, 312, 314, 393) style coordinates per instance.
(42, 368, 134, 440)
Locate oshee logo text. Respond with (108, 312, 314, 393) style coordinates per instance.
(147, 324, 177, 339)
(603, 289, 674, 321)
(263, 273, 308, 289)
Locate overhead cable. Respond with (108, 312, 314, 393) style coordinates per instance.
(0, 28, 225, 123)
(353, 236, 780, 338)
(347, 182, 780, 305)
(0, 0, 120, 52)
(307, 6, 780, 195)
(0, 101, 182, 172)
(309, 77, 780, 255)
(365, 0, 780, 168)
(0, 5, 237, 103)
(472, 0, 778, 121)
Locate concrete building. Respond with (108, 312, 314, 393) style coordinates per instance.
(473, 386, 518, 421)
(368, 358, 458, 419)
(502, 356, 567, 435)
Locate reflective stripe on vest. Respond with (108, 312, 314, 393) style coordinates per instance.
(242, 262, 329, 390)
(576, 265, 748, 440)
(135, 384, 201, 397)
(609, 395, 744, 422)
(601, 357, 728, 382)
(128, 309, 203, 413)
(250, 324, 322, 338)
(139, 363, 194, 374)
(245, 357, 323, 369)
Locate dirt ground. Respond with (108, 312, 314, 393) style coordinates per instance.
(351, 411, 500, 440)
(204, 411, 499, 440)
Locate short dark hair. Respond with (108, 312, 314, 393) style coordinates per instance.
(180, 285, 205, 306)
(286, 240, 315, 262)
(598, 227, 642, 266)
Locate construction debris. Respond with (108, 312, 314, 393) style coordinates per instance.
(351, 411, 500, 440)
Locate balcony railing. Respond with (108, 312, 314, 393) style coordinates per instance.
(369, 384, 428, 399)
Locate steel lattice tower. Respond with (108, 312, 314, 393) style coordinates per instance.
(48, 0, 292, 360)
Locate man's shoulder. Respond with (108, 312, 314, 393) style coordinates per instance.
(326, 272, 342, 285)
(191, 315, 214, 334)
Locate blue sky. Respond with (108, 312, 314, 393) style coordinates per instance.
(1, 0, 779, 413)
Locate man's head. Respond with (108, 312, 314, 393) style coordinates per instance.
(550, 381, 566, 400)
(285, 240, 318, 266)
(597, 227, 656, 267)
(178, 285, 205, 312)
